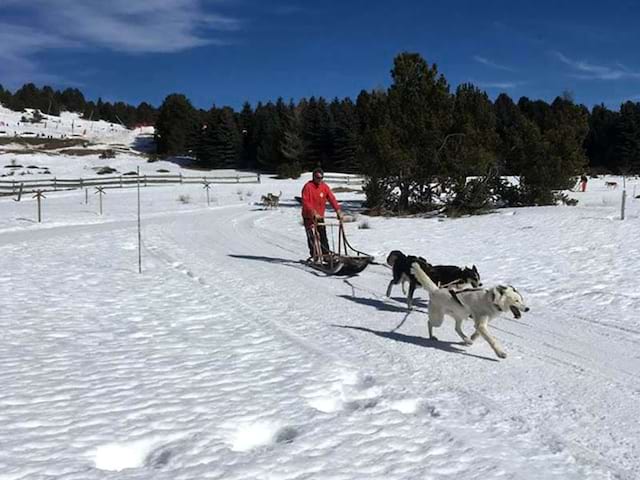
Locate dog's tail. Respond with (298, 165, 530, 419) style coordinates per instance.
(411, 262, 439, 293)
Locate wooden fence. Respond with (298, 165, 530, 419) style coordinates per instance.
(0, 173, 261, 196)
(321, 174, 365, 186)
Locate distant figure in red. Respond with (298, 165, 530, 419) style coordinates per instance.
(580, 173, 588, 192)
(301, 168, 342, 258)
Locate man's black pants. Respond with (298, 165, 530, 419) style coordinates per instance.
(305, 222, 330, 258)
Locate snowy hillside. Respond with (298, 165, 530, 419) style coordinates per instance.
(0, 104, 166, 184)
(0, 104, 137, 142)
(1, 150, 639, 479)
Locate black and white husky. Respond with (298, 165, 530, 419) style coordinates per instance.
(411, 262, 529, 359)
(385, 250, 481, 310)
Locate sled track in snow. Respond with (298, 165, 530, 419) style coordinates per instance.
(137, 205, 635, 479)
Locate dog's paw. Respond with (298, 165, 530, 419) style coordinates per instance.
(429, 335, 439, 342)
(463, 337, 473, 345)
(496, 351, 507, 359)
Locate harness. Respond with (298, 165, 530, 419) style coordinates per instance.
(450, 288, 504, 315)
(492, 290, 503, 311)
(449, 289, 464, 307)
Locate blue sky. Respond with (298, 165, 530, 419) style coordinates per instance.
(1, 0, 640, 110)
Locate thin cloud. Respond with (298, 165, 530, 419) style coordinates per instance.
(273, 5, 306, 16)
(0, 0, 241, 87)
(472, 79, 520, 90)
(14, 0, 241, 53)
(473, 55, 515, 72)
(0, 23, 78, 88)
(554, 51, 640, 80)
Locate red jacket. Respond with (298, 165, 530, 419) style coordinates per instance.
(301, 180, 340, 223)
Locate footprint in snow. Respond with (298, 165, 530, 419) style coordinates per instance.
(304, 370, 381, 414)
(226, 420, 299, 452)
(91, 435, 185, 472)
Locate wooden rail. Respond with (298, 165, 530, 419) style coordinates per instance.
(0, 173, 261, 196)
(321, 174, 365, 185)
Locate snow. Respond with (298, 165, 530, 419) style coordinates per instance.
(0, 105, 131, 142)
(1, 126, 640, 479)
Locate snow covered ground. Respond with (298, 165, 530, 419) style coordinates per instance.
(0, 105, 130, 143)
(2, 124, 640, 478)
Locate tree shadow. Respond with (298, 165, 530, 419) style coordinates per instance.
(131, 134, 155, 153)
(333, 324, 498, 361)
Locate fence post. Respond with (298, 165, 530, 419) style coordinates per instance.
(180, 172, 183, 184)
(203, 181, 212, 206)
(13, 182, 24, 202)
(137, 166, 142, 274)
(12, 180, 16, 195)
(257, 173, 261, 184)
(144, 175, 147, 187)
(95, 186, 106, 215)
(236, 175, 240, 183)
(32, 190, 46, 222)
(54, 177, 57, 191)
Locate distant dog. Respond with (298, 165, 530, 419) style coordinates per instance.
(411, 262, 528, 359)
(385, 250, 481, 310)
(605, 181, 618, 189)
(269, 191, 282, 208)
(261, 191, 282, 209)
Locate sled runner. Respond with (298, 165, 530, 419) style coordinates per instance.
(306, 215, 373, 275)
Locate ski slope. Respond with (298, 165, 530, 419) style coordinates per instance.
(0, 105, 133, 143)
(1, 147, 639, 478)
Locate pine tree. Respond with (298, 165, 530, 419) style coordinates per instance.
(301, 97, 332, 169)
(155, 94, 199, 156)
(616, 101, 640, 174)
(544, 96, 589, 188)
(237, 102, 256, 169)
(360, 52, 454, 212)
(135, 102, 157, 126)
(279, 105, 306, 177)
(0, 84, 10, 107)
(254, 101, 287, 172)
(584, 104, 619, 173)
(330, 98, 359, 172)
(59, 88, 86, 114)
(447, 83, 498, 179)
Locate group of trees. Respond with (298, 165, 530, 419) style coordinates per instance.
(0, 83, 157, 127)
(152, 53, 594, 211)
(4, 51, 640, 213)
(154, 94, 361, 178)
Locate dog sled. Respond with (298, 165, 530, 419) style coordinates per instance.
(306, 215, 374, 275)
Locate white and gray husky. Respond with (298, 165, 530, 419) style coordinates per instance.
(411, 262, 529, 359)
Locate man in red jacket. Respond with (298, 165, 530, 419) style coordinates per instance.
(302, 168, 342, 259)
